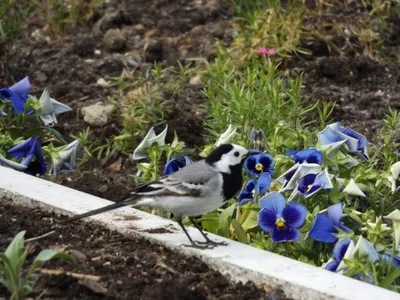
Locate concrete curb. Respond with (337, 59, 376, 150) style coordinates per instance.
(0, 166, 398, 300)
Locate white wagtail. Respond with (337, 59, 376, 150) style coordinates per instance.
(65, 144, 248, 249)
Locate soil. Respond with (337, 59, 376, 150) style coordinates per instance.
(0, 201, 289, 300)
(1, 0, 399, 199)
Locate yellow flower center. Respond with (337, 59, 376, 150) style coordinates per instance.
(255, 163, 263, 172)
(276, 218, 286, 229)
(306, 185, 312, 193)
(270, 182, 281, 192)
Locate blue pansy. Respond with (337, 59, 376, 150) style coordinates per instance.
(238, 172, 272, 206)
(382, 253, 400, 269)
(318, 122, 368, 160)
(0, 77, 33, 114)
(238, 178, 257, 206)
(258, 192, 307, 243)
(276, 163, 322, 192)
(285, 148, 323, 165)
(325, 238, 353, 272)
(309, 203, 351, 243)
(245, 153, 275, 176)
(7, 136, 47, 176)
(296, 169, 333, 199)
(163, 155, 192, 176)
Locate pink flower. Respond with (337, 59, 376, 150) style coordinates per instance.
(258, 48, 276, 56)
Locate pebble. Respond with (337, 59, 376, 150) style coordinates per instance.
(81, 102, 116, 126)
(189, 74, 203, 86)
(96, 78, 109, 87)
(103, 29, 126, 52)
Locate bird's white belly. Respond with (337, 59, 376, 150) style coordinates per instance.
(137, 195, 225, 216)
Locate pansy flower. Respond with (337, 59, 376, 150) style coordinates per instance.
(249, 128, 265, 149)
(164, 155, 192, 176)
(0, 77, 33, 114)
(49, 140, 79, 177)
(285, 148, 323, 165)
(290, 169, 333, 200)
(318, 122, 368, 160)
(132, 125, 168, 160)
(275, 163, 321, 192)
(238, 172, 271, 206)
(258, 192, 307, 242)
(7, 136, 47, 176)
(245, 153, 275, 176)
(39, 88, 72, 127)
(325, 238, 354, 272)
(309, 203, 351, 243)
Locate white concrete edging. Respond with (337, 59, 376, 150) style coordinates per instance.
(0, 166, 399, 300)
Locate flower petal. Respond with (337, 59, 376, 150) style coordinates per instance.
(333, 238, 353, 262)
(245, 155, 258, 176)
(280, 163, 322, 192)
(391, 162, 400, 180)
(294, 148, 323, 164)
(325, 260, 339, 272)
(382, 253, 400, 269)
(256, 172, 271, 195)
(258, 192, 286, 214)
(298, 174, 317, 193)
(8, 137, 35, 158)
(0, 154, 28, 171)
(259, 153, 275, 173)
(282, 202, 307, 228)
(309, 214, 337, 243)
(238, 191, 254, 206)
(272, 227, 300, 242)
(318, 125, 343, 145)
(9, 76, 31, 96)
(258, 208, 277, 232)
(315, 169, 334, 190)
(327, 203, 344, 225)
(343, 179, 366, 197)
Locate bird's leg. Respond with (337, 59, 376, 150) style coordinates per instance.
(189, 217, 228, 246)
(177, 216, 214, 250)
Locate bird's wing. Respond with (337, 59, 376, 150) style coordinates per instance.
(132, 160, 218, 198)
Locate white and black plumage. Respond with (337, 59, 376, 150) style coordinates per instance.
(65, 144, 249, 249)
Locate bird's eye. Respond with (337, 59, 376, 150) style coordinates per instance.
(234, 151, 240, 157)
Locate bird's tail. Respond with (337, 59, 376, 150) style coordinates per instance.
(63, 196, 139, 224)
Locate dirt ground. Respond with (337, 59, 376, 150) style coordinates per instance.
(1, 0, 399, 199)
(0, 202, 289, 300)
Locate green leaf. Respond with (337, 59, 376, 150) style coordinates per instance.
(242, 210, 259, 231)
(231, 219, 248, 244)
(43, 127, 67, 144)
(0, 278, 10, 293)
(32, 250, 76, 270)
(380, 267, 400, 289)
(14, 251, 27, 280)
(5, 231, 25, 267)
(216, 203, 236, 238)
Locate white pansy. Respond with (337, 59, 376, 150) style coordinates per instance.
(132, 125, 168, 160)
(50, 140, 79, 177)
(343, 179, 366, 197)
(215, 124, 237, 146)
(39, 88, 72, 127)
(389, 162, 400, 193)
(385, 209, 400, 247)
(276, 163, 322, 193)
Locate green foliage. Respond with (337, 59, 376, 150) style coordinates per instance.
(30, 0, 103, 37)
(0, 0, 24, 56)
(0, 231, 76, 299)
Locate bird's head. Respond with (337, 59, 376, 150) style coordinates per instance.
(206, 144, 248, 173)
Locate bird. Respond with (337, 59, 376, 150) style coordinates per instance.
(64, 143, 249, 249)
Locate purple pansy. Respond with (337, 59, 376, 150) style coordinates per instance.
(325, 238, 353, 272)
(309, 203, 352, 243)
(7, 136, 47, 176)
(163, 155, 192, 176)
(245, 153, 275, 176)
(285, 148, 323, 165)
(258, 192, 307, 243)
(0, 76, 33, 114)
(296, 169, 333, 199)
(238, 172, 272, 206)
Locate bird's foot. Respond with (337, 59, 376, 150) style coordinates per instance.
(180, 242, 215, 250)
(196, 239, 228, 246)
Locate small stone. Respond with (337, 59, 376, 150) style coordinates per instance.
(375, 90, 384, 97)
(144, 39, 163, 62)
(98, 185, 108, 193)
(81, 102, 116, 126)
(35, 71, 47, 83)
(94, 49, 101, 55)
(189, 75, 202, 86)
(69, 249, 88, 262)
(103, 29, 126, 52)
(96, 78, 109, 87)
(133, 24, 145, 34)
